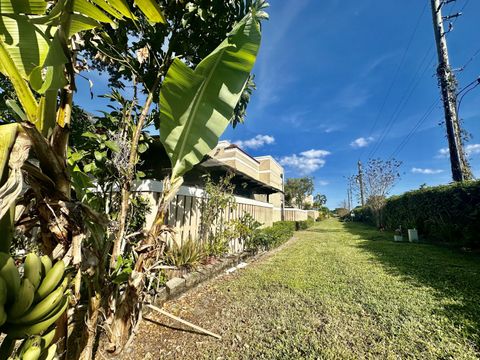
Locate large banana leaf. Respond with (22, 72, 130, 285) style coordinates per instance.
(134, 0, 165, 23)
(159, 8, 263, 180)
(0, 16, 66, 126)
(0, 0, 165, 130)
(0, 123, 18, 253)
(0, 0, 48, 15)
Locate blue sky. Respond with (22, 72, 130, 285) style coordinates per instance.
(222, 0, 480, 208)
(76, 0, 480, 210)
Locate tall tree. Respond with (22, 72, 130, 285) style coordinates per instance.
(284, 177, 314, 208)
(363, 158, 402, 226)
(313, 193, 327, 209)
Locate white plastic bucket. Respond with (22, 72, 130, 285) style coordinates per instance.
(408, 229, 418, 242)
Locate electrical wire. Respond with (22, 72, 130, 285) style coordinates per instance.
(458, 47, 480, 72)
(457, 79, 480, 114)
(379, 0, 472, 161)
(367, 50, 436, 160)
(359, 2, 428, 160)
(388, 100, 440, 160)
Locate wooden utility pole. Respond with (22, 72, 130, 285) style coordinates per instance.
(430, 0, 472, 182)
(357, 160, 365, 206)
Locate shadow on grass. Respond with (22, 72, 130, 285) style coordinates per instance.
(305, 228, 345, 234)
(341, 221, 480, 344)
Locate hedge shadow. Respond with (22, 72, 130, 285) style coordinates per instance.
(342, 221, 480, 345)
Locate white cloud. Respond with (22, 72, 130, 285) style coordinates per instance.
(437, 147, 450, 158)
(317, 180, 329, 186)
(350, 136, 374, 149)
(301, 149, 331, 158)
(234, 135, 275, 150)
(411, 167, 444, 175)
(437, 144, 480, 158)
(466, 144, 480, 156)
(278, 149, 331, 175)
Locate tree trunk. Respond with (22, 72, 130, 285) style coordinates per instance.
(108, 177, 182, 353)
(109, 75, 162, 269)
(77, 284, 102, 360)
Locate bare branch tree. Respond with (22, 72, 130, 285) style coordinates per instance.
(363, 158, 402, 226)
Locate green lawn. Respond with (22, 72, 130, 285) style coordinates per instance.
(126, 219, 480, 359)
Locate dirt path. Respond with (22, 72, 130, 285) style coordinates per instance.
(98, 219, 480, 359)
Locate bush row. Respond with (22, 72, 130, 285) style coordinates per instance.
(354, 180, 480, 248)
(248, 219, 315, 251)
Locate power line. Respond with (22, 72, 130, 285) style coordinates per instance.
(457, 77, 480, 114)
(367, 49, 436, 159)
(387, 70, 479, 162)
(388, 100, 440, 159)
(359, 2, 428, 160)
(446, 0, 470, 27)
(458, 47, 480, 72)
(386, 0, 473, 162)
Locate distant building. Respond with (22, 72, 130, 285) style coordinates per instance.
(136, 139, 312, 244)
(304, 195, 314, 207)
(210, 141, 284, 209)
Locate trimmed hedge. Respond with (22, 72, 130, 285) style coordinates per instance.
(355, 180, 480, 248)
(250, 219, 315, 251)
(352, 207, 376, 227)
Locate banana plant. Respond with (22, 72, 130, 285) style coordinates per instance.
(160, 0, 268, 183)
(0, 1, 166, 358)
(0, 0, 166, 244)
(149, 0, 268, 231)
(107, 1, 269, 353)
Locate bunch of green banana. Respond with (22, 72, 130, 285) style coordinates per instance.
(0, 327, 58, 360)
(0, 252, 69, 341)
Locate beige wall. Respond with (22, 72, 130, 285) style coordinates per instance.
(210, 142, 260, 181)
(269, 193, 284, 208)
(284, 208, 308, 221)
(255, 156, 284, 192)
(210, 142, 285, 198)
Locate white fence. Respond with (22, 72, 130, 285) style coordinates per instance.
(132, 180, 316, 249)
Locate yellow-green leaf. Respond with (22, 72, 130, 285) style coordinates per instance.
(73, 0, 114, 24)
(92, 0, 123, 19)
(107, 0, 135, 20)
(0, 0, 48, 15)
(134, 0, 166, 24)
(0, 123, 18, 180)
(0, 15, 51, 79)
(69, 14, 100, 36)
(0, 39, 38, 123)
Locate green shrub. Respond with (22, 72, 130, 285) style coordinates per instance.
(248, 221, 297, 252)
(355, 180, 480, 248)
(246, 219, 318, 253)
(204, 235, 230, 257)
(352, 207, 376, 227)
(232, 214, 262, 252)
(166, 238, 205, 269)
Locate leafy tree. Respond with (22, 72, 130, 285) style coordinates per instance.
(82, 0, 258, 127)
(363, 158, 402, 226)
(313, 193, 327, 209)
(284, 177, 314, 208)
